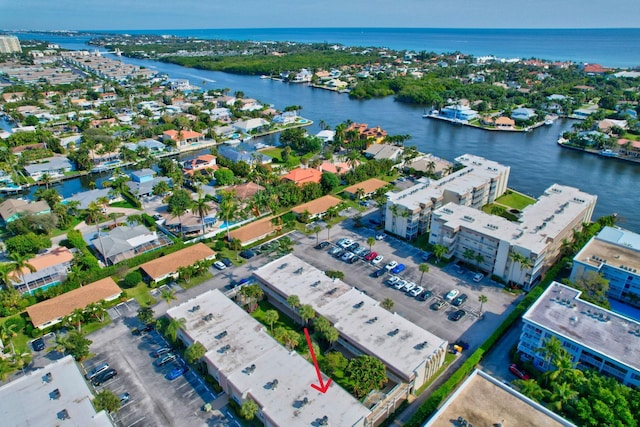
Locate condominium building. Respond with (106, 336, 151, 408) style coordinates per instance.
(518, 282, 640, 387)
(167, 289, 371, 427)
(0, 35, 22, 53)
(254, 255, 448, 396)
(429, 184, 596, 289)
(570, 226, 640, 308)
(385, 154, 510, 240)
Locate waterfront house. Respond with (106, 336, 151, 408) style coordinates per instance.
(216, 146, 272, 165)
(8, 247, 74, 295)
(23, 156, 74, 180)
(510, 108, 536, 121)
(182, 154, 218, 176)
(162, 129, 205, 147)
(225, 182, 265, 201)
(90, 224, 172, 266)
(124, 138, 166, 153)
(364, 143, 403, 162)
(164, 203, 218, 237)
(0, 199, 50, 225)
(233, 118, 269, 133)
(282, 167, 322, 186)
(139, 243, 216, 283)
(291, 195, 342, 220)
(315, 129, 335, 143)
(272, 111, 297, 125)
(440, 105, 478, 121)
(126, 168, 172, 198)
(64, 188, 120, 210)
(27, 277, 122, 330)
(495, 116, 516, 128)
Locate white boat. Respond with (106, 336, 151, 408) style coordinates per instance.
(260, 75, 270, 79)
(0, 184, 23, 193)
(544, 119, 554, 126)
(224, 139, 241, 145)
(599, 149, 619, 157)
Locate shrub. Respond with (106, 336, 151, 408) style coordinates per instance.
(122, 270, 142, 288)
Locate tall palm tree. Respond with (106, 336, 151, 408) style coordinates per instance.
(8, 253, 36, 294)
(219, 191, 239, 241)
(166, 317, 186, 343)
(161, 289, 177, 306)
(312, 225, 322, 245)
(418, 263, 430, 286)
(326, 223, 333, 241)
(86, 201, 107, 265)
(367, 236, 375, 252)
(192, 192, 211, 237)
(478, 294, 488, 314)
(40, 173, 52, 189)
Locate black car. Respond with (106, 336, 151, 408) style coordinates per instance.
(221, 258, 233, 267)
(132, 324, 154, 336)
(346, 242, 360, 253)
(91, 368, 118, 386)
(417, 289, 433, 301)
(32, 337, 45, 351)
(333, 249, 346, 258)
(372, 268, 387, 278)
(155, 353, 177, 367)
(452, 294, 468, 307)
(450, 310, 466, 321)
(239, 249, 256, 259)
(151, 347, 172, 358)
(314, 241, 330, 249)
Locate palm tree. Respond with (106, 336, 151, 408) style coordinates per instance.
(161, 289, 177, 306)
(312, 225, 322, 245)
(478, 294, 488, 315)
(86, 201, 107, 265)
(219, 191, 240, 241)
(381, 298, 394, 311)
(286, 295, 300, 310)
(548, 382, 578, 411)
(507, 250, 523, 284)
(418, 263, 430, 286)
(474, 252, 485, 272)
(537, 336, 564, 368)
(192, 193, 211, 237)
(298, 304, 316, 325)
(513, 379, 546, 402)
(166, 317, 186, 343)
(326, 223, 333, 241)
(263, 309, 279, 333)
(40, 172, 52, 189)
(462, 248, 475, 267)
(8, 253, 36, 294)
(433, 244, 447, 263)
(354, 187, 365, 200)
(65, 308, 86, 332)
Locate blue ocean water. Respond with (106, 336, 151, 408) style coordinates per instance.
(84, 27, 640, 68)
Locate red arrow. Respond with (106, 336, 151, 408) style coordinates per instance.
(304, 327, 332, 393)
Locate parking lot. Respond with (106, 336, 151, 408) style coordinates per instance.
(289, 218, 523, 350)
(83, 309, 234, 427)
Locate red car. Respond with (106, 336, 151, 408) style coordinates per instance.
(364, 251, 377, 261)
(509, 364, 530, 380)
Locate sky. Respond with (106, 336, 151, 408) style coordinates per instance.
(2, 0, 640, 31)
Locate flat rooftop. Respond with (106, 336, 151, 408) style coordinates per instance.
(576, 226, 640, 271)
(167, 290, 370, 427)
(0, 355, 112, 427)
(424, 370, 575, 427)
(524, 282, 640, 371)
(254, 255, 448, 381)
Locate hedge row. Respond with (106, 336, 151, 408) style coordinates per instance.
(404, 259, 567, 427)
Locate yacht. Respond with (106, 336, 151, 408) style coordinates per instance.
(599, 149, 619, 157)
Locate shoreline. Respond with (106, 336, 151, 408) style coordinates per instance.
(556, 140, 640, 165)
(423, 113, 551, 133)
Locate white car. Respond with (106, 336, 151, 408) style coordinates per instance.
(213, 261, 227, 270)
(375, 233, 386, 241)
(473, 273, 485, 282)
(341, 252, 355, 262)
(386, 276, 399, 286)
(445, 289, 460, 301)
(338, 239, 354, 249)
(404, 282, 416, 293)
(409, 286, 424, 297)
(371, 255, 384, 265)
(384, 260, 398, 271)
(394, 280, 407, 290)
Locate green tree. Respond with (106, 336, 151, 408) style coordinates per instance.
(122, 270, 142, 288)
(191, 193, 211, 237)
(161, 289, 177, 306)
(219, 190, 240, 241)
(346, 355, 388, 398)
(8, 253, 36, 294)
(433, 244, 447, 263)
(263, 309, 279, 333)
(286, 294, 300, 310)
(238, 284, 264, 312)
(137, 306, 155, 325)
(58, 330, 92, 361)
(323, 326, 339, 346)
(184, 341, 206, 364)
(239, 398, 259, 420)
(167, 189, 192, 238)
(381, 298, 394, 311)
(213, 168, 235, 185)
(312, 225, 322, 245)
(367, 236, 375, 252)
(152, 180, 170, 196)
(513, 379, 546, 402)
(462, 248, 475, 266)
(320, 172, 340, 194)
(478, 294, 488, 314)
(319, 351, 348, 376)
(93, 390, 121, 413)
(572, 270, 610, 308)
(298, 304, 315, 325)
(418, 263, 430, 286)
(166, 317, 186, 343)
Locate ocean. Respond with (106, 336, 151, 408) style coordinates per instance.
(87, 27, 640, 68)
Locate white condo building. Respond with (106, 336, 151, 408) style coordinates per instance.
(0, 35, 22, 53)
(429, 184, 596, 290)
(518, 282, 640, 387)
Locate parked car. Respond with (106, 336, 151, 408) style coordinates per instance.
(328, 246, 342, 256)
(384, 260, 398, 271)
(151, 347, 172, 358)
(473, 273, 484, 282)
(221, 258, 233, 267)
(167, 365, 189, 380)
(333, 249, 346, 258)
(314, 241, 330, 249)
(155, 353, 177, 367)
(341, 252, 355, 262)
(417, 289, 433, 301)
(352, 246, 367, 256)
(445, 289, 460, 301)
(336, 238, 349, 247)
(119, 392, 130, 404)
(509, 364, 530, 380)
(364, 251, 377, 261)
(239, 250, 256, 259)
(394, 280, 407, 290)
(386, 276, 399, 286)
(32, 337, 45, 352)
(337, 238, 353, 249)
(359, 249, 371, 259)
(450, 310, 466, 321)
(371, 255, 384, 265)
(432, 300, 446, 311)
(372, 268, 387, 278)
(346, 242, 360, 253)
(132, 324, 154, 336)
(452, 294, 468, 307)
(91, 368, 118, 386)
(375, 233, 386, 240)
(409, 286, 424, 297)
(347, 255, 359, 264)
(391, 263, 406, 274)
(213, 261, 227, 270)
(85, 363, 110, 380)
(403, 281, 416, 293)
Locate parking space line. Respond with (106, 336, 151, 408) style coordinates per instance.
(127, 417, 146, 427)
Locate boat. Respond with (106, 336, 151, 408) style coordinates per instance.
(0, 183, 23, 193)
(260, 75, 270, 79)
(599, 149, 619, 157)
(544, 119, 554, 126)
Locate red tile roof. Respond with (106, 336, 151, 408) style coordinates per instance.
(282, 168, 323, 186)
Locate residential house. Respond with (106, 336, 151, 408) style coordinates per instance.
(291, 195, 342, 220)
(64, 188, 119, 210)
(182, 154, 218, 176)
(8, 247, 74, 295)
(164, 202, 218, 236)
(343, 178, 388, 199)
(315, 129, 335, 143)
(27, 277, 122, 329)
(233, 118, 269, 133)
(124, 138, 166, 153)
(139, 243, 216, 283)
(282, 167, 322, 186)
(510, 108, 537, 121)
(162, 129, 205, 147)
(23, 156, 74, 180)
(125, 169, 172, 198)
(0, 199, 50, 224)
(439, 105, 478, 121)
(228, 216, 278, 247)
(272, 111, 297, 125)
(90, 224, 172, 265)
(364, 143, 403, 162)
(226, 182, 265, 201)
(317, 159, 353, 175)
(495, 116, 515, 128)
(216, 146, 272, 165)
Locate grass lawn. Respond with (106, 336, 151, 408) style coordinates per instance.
(111, 200, 141, 209)
(179, 271, 213, 290)
(415, 352, 457, 396)
(482, 204, 519, 222)
(82, 318, 112, 335)
(50, 216, 84, 237)
(494, 189, 536, 210)
(125, 281, 157, 307)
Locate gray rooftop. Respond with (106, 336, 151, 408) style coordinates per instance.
(167, 290, 370, 427)
(90, 224, 162, 259)
(523, 282, 640, 371)
(64, 188, 112, 210)
(254, 254, 448, 381)
(0, 355, 112, 427)
(23, 156, 73, 175)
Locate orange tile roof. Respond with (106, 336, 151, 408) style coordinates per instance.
(318, 161, 352, 175)
(9, 247, 73, 280)
(495, 116, 515, 126)
(617, 138, 640, 149)
(27, 277, 121, 328)
(228, 182, 265, 200)
(343, 178, 389, 196)
(163, 129, 204, 141)
(140, 243, 216, 280)
(228, 216, 277, 245)
(282, 168, 323, 186)
(292, 195, 342, 216)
